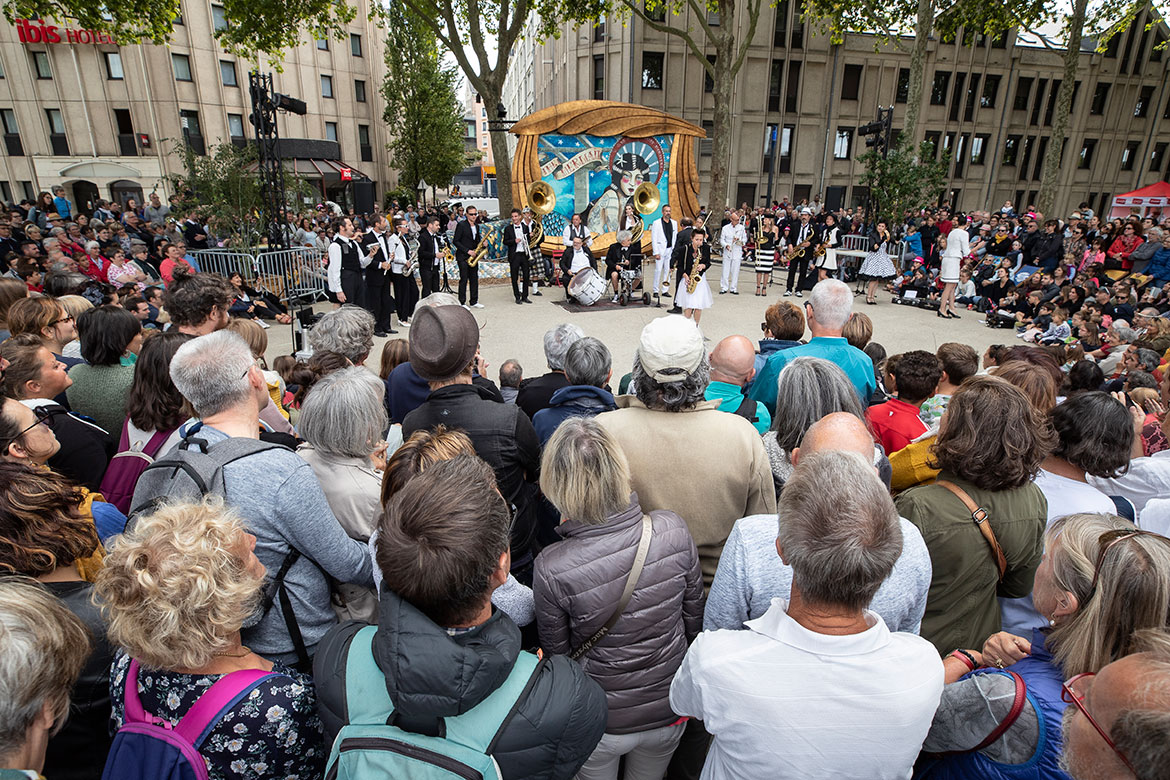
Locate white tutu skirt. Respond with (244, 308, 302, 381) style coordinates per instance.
(676, 274, 713, 309)
(817, 248, 838, 270)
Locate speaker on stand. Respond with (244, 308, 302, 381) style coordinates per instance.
(354, 179, 375, 215)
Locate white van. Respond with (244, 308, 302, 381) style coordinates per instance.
(449, 197, 500, 218)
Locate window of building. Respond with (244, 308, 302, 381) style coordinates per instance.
(349, 34, 363, 57)
(1, 109, 21, 156)
(32, 51, 52, 79)
(321, 74, 333, 98)
(1090, 81, 1110, 114)
(227, 113, 245, 147)
(220, 60, 237, 87)
(785, 61, 801, 112)
(594, 19, 606, 42)
(1002, 135, 1020, 166)
(707, 7, 720, 25)
(941, 132, 954, 164)
(1120, 140, 1139, 171)
(924, 131, 941, 159)
(700, 120, 713, 157)
(841, 64, 862, 101)
(0, 183, 11, 202)
(211, 4, 228, 31)
(769, 60, 783, 112)
(953, 133, 968, 176)
(359, 124, 372, 162)
(705, 55, 716, 93)
(0, 59, 5, 78)
(45, 108, 67, 155)
(354, 79, 366, 102)
(981, 74, 1000, 108)
(1032, 137, 1048, 180)
(895, 68, 909, 103)
(19, 181, 34, 201)
(930, 71, 950, 105)
(1069, 80, 1081, 112)
(592, 55, 604, 99)
(179, 109, 204, 155)
(1104, 33, 1120, 57)
(1013, 77, 1033, 111)
(113, 108, 135, 155)
(317, 38, 329, 50)
(964, 73, 980, 121)
(1077, 138, 1096, 169)
(971, 133, 989, 165)
(772, 0, 788, 47)
(1135, 85, 1154, 117)
(1030, 79, 1047, 125)
(1152, 30, 1166, 62)
(779, 124, 793, 173)
(103, 52, 123, 80)
(641, 52, 664, 89)
(763, 122, 778, 170)
(325, 121, 338, 142)
(1165, 91, 1170, 119)
(172, 54, 192, 82)
(645, 0, 665, 22)
(949, 73, 966, 121)
(1043, 79, 1060, 125)
(1151, 142, 1167, 172)
(1018, 137, 1033, 180)
(790, 0, 804, 48)
(173, 12, 183, 25)
(833, 128, 852, 159)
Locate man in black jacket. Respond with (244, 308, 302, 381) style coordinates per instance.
(453, 205, 482, 307)
(416, 215, 444, 298)
(313, 457, 607, 780)
(360, 215, 397, 336)
(402, 305, 543, 579)
(516, 323, 584, 420)
(502, 208, 532, 304)
(1033, 219, 1065, 273)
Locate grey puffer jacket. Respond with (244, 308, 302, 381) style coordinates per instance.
(533, 492, 705, 734)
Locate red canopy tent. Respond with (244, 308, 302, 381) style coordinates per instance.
(1109, 181, 1170, 219)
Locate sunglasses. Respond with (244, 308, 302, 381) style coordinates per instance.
(1061, 673, 1136, 774)
(0, 405, 54, 452)
(49, 314, 74, 326)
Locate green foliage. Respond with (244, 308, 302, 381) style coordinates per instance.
(1, 0, 355, 57)
(381, 7, 478, 194)
(383, 186, 417, 211)
(859, 139, 947, 223)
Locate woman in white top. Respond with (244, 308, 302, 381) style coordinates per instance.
(939, 214, 970, 319)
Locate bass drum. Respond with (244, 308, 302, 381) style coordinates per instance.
(568, 267, 606, 306)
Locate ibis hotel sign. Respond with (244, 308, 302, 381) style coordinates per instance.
(15, 18, 116, 45)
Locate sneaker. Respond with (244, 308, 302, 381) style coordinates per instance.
(472, 302, 484, 308)
(795, 291, 803, 298)
(783, 290, 792, 297)
(462, 304, 471, 310)
(257, 320, 270, 329)
(719, 290, 727, 295)
(612, 295, 620, 303)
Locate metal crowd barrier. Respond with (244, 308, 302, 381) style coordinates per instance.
(191, 247, 329, 305)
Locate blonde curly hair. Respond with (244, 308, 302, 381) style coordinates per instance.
(95, 498, 265, 670)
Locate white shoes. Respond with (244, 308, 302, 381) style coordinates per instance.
(472, 302, 485, 308)
(257, 320, 270, 329)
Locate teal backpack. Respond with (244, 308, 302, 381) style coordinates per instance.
(325, 626, 542, 780)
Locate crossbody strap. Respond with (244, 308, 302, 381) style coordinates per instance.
(971, 670, 1027, 751)
(936, 480, 1008, 581)
(569, 514, 653, 661)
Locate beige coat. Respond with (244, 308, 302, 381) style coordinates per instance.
(297, 443, 381, 623)
(597, 397, 776, 584)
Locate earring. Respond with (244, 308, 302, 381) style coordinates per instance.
(1049, 614, 1058, 627)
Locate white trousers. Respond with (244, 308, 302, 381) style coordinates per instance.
(720, 249, 742, 291)
(652, 254, 671, 292)
(575, 721, 686, 780)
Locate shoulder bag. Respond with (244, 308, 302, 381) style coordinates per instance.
(569, 515, 653, 661)
(935, 480, 1008, 581)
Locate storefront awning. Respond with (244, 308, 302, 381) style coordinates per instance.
(285, 158, 369, 181)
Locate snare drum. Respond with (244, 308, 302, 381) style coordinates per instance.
(569, 268, 606, 306)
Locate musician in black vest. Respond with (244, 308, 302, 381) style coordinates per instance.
(326, 217, 368, 307)
(453, 206, 483, 307)
(502, 208, 532, 304)
(361, 215, 398, 336)
(415, 215, 444, 298)
(784, 208, 821, 298)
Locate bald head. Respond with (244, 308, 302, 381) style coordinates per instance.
(792, 412, 875, 466)
(709, 335, 757, 385)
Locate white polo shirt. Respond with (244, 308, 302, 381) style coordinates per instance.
(669, 598, 943, 780)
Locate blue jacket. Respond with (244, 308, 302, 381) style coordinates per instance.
(751, 338, 802, 380)
(1146, 246, 1170, 282)
(905, 232, 924, 256)
(532, 385, 617, 445)
(748, 337, 877, 415)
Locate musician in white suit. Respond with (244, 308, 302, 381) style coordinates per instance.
(650, 204, 679, 298)
(719, 210, 748, 294)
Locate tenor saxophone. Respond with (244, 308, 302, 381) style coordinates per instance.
(685, 248, 703, 294)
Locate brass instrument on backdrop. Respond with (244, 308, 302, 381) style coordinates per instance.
(628, 182, 659, 243)
(470, 224, 495, 266)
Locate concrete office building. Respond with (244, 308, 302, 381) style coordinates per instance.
(0, 0, 394, 212)
(514, 2, 1170, 215)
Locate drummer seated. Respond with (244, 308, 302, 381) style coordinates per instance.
(605, 230, 643, 298)
(560, 235, 597, 299)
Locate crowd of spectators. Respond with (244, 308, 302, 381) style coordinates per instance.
(1, 191, 1170, 780)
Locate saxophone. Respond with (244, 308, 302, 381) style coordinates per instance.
(470, 225, 495, 267)
(685, 246, 704, 294)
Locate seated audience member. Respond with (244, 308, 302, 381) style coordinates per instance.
(534, 417, 704, 780)
(670, 450, 944, 780)
(307, 304, 375, 366)
(919, 514, 1170, 780)
(313, 456, 608, 778)
(0, 462, 115, 779)
(707, 412, 931, 634)
(130, 330, 373, 666)
(66, 305, 143, 435)
(763, 356, 892, 499)
(402, 304, 542, 581)
(750, 299, 805, 381)
(704, 335, 772, 434)
(1059, 628, 1170, 780)
(1065, 359, 1105, 394)
(297, 366, 388, 622)
(842, 311, 873, 350)
(162, 269, 233, 336)
(0, 276, 29, 342)
(919, 342, 979, 426)
(517, 323, 585, 419)
(866, 350, 942, 455)
(896, 376, 1053, 654)
(533, 337, 617, 445)
(97, 499, 327, 778)
(499, 358, 523, 404)
(598, 315, 775, 585)
(226, 271, 292, 324)
(749, 279, 877, 414)
(224, 317, 295, 436)
(0, 579, 90, 778)
(995, 357, 1060, 416)
(1, 334, 114, 490)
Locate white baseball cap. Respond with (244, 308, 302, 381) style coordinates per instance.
(638, 315, 705, 383)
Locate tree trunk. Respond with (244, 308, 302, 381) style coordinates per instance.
(707, 6, 736, 216)
(484, 96, 514, 215)
(1037, 0, 1087, 217)
(903, 0, 934, 148)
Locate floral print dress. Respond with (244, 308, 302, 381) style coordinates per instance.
(109, 653, 326, 780)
